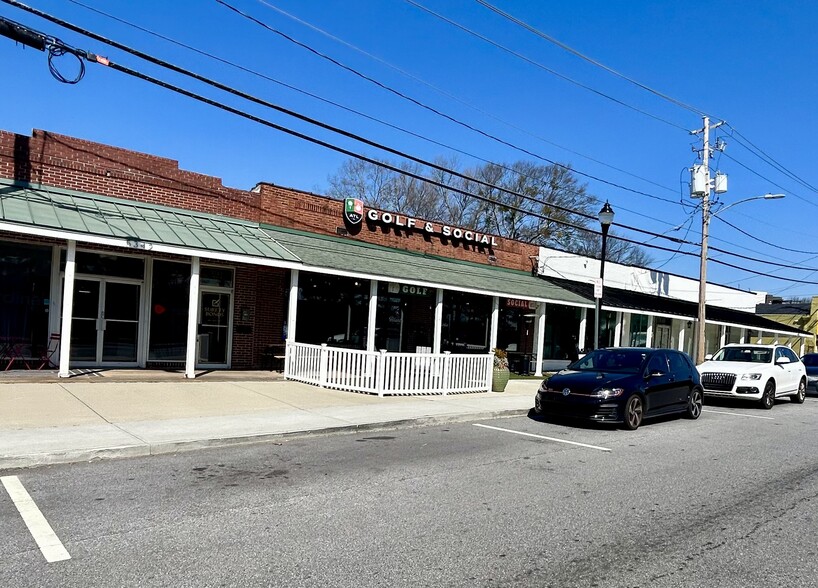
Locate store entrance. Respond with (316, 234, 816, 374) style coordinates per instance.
(69, 278, 141, 366)
(197, 290, 231, 366)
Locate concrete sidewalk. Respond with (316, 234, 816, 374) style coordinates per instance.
(0, 370, 540, 470)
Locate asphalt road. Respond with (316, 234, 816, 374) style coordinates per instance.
(3, 394, 818, 587)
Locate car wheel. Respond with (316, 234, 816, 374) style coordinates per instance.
(760, 380, 775, 410)
(686, 387, 703, 419)
(623, 395, 643, 430)
(534, 394, 543, 414)
(792, 378, 806, 404)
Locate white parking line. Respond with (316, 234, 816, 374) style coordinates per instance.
(1, 476, 71, 563)
(473, 423, 612, 452)
(703, 409, 774, 420)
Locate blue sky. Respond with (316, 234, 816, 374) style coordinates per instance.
(2, 0, 817, 299)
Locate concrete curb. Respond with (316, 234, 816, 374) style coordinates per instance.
(0, 407, 532, 471)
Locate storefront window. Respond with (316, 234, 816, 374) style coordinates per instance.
(60, 250, 144, 279)
(0, 241, 51, 356)
(441, 291, 491, 354)
(705, 323, 722, 355)
(375, 282, 434, 352)
(653, 316, 673, 348)
(201, 266, 233, 288)
(295, 272, 370, 349)
(148, 260, 190, 361)
(629, 314, 649, 347)
(543, 303, 582, 359)
(498, 300, 537, 373)
(725, 326, 742, 344)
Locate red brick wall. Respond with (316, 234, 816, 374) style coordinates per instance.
(0, 130, 261, 220)
(232, 265, 288, 368)
(0, 129, 538, 272)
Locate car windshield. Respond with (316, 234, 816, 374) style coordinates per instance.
(569, 349, 646, 374)
(802, 355, 818, 367)
(711, 347, 772, 363)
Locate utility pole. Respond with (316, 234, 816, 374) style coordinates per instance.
(691, 116, 725, 363)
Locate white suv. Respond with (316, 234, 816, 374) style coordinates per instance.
(698, 344, 807, 409)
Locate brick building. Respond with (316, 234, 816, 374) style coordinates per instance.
(0, 129, 809, 387)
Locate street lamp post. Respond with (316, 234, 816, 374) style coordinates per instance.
(594, 201, 615, 349)
(694, 193, 784, 362)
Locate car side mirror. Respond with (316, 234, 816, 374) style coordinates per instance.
(775, 356, 788, 365)
(646, 370, 664, 379)
(704, 354, 713, 361)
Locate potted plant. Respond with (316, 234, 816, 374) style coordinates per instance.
(492, 348, 510, 392)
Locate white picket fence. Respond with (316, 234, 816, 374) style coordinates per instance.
(284, 342, 492, 396)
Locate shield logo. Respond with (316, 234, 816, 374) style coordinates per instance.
(343, 198, 364, 226)
(562, 388, 571, 396)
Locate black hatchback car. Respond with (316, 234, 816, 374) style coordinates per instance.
(534, 347, 703, 430)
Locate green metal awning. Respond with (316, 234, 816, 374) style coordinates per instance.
(262, 225, 592, 305)
(0, 179, 590, 305)
(0, 180, 300, 265)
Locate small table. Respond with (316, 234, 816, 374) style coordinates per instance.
(0, 338, 31, 371)
(261, 344, 286, 371)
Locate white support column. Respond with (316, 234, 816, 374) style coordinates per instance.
(489, 296, 499, 351)
(740, 328, 747, 344)
(287, 270, 299, 342)
(613, 312, 622, 347)
(621, 313, 632, 347)
(800, 338, 805, 356)
(57, 240, 77, 378)
(578, 308, 587, 351)
(184, 256, 201, 379)
(534, 302, 546, 376)
(367, 279, 378, 352)
(719, 325, 727, 348)
(678, 321, 686, 352)
(645, 315, 654, 348)
(433, 288, 444, 353)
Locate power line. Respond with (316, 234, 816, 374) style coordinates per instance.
(3, 8, 816, 286)
(405, 0, 689, 132)
(719, 151, 818, 209)
(713, 215, 818, 256)
(214, 0, 682, 205)
(253, 0, 680, 196)
(724, 123, 818, 196)
(471, 0, 711, 119)
(45, 0, 683, 219)
(0, 3, 726, 258)
(0, 13, 687, 252)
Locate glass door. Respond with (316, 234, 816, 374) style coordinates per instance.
(198, 291, 231, 366)
(70, 279, 101, 362)
(102, 282, 140, 362)
(68, 279, 141, 365)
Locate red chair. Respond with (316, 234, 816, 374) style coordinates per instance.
(37, 333, 61, 370)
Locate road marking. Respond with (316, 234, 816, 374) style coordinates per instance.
(703, 409, 774, 420)
(473, 423, 612, 452)
(1, 476, 71, 563)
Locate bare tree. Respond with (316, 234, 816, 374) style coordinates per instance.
(327, 157, 651, 265)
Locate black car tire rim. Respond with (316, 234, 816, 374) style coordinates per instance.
(625, 396, 643, 430)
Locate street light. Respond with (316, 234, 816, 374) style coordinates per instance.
(694, 193, 785, 363)
(594, 201, 615, 349)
